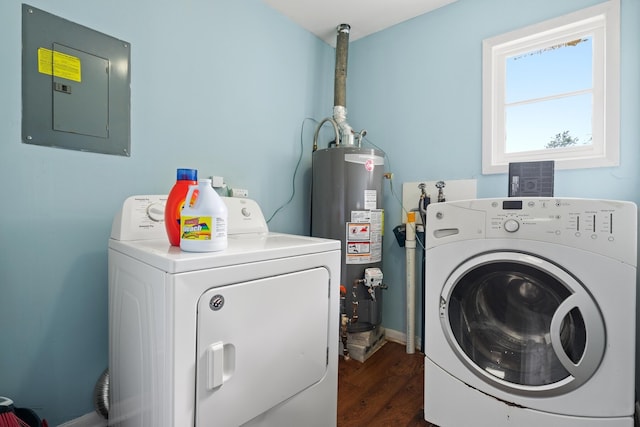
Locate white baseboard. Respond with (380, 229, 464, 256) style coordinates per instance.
(384, 327, 423, 352)
(57, 411, 107, 427)
(384, 327, 406, 344)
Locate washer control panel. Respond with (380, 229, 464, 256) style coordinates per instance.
(426, 197, 637, 265)
(486, 198, 619, 240)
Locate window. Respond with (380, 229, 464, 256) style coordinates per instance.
(482, 0, 620, 174)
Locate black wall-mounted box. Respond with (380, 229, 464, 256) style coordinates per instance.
(508, 161, 555, 197)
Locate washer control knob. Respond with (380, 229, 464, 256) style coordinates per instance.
(504, 219, 520, 233)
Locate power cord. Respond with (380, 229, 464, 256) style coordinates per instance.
(266, 117, 317, 224)
(361, 134, 426, 251)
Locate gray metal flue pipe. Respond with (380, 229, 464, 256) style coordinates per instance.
(334, 23, 350, 109)
(332, 24, 358, 146)
(313, 23, 367, 149)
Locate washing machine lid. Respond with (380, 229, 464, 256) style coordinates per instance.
(109, 195, 339, 273)
(424, 236, 638, 417)
(440, 250, 605, 394)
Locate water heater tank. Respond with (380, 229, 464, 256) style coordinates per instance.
(311, 145, 385, 332)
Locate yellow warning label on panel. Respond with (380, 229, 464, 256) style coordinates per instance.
(37, 48, 82, 82)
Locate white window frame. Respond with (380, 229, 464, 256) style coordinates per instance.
(482, 0, 620, 174)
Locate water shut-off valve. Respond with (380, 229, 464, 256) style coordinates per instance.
(363, 267, 385, 301)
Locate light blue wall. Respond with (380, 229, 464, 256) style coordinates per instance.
(0, 0, 334, 424)
(346, 0, 639, 374)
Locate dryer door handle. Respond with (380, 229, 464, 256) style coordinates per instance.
(206, 342, 236, 390)
(207, 342, 225, 389)
(550, 294, 605, 381)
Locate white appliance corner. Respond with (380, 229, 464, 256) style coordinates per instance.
(56, 411, 107, 427)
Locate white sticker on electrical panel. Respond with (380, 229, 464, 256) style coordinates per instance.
(364, 190, 377, 210)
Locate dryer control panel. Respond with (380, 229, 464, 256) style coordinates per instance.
(426, 197, 637, 265)
(111, 195, 269, 241)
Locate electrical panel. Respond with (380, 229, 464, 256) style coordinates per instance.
(22, 4, 131, 156)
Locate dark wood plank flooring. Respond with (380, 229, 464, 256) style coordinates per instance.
(337, 341, 437, 427)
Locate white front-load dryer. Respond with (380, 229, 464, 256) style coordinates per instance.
(108, 195, 340, 427)
(423, 198, 637, 427)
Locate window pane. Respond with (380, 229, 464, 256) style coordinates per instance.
(506, 36, 592, 103)
(482, 1, 619, 174)
(505, 93, 592, 153)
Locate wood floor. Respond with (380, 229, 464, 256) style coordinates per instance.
(337, 341, 437, 427)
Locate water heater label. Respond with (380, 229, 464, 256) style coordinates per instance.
(364, 190, 377, 210)
(346, 209, 383, 264)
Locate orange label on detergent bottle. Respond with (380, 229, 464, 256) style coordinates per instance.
(188, 189, 200, 207)
(181, 216, 213, 241)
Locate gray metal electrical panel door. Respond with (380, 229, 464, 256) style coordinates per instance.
(22, 4, 131, 156)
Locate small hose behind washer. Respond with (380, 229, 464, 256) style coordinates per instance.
(93, 369, 109, 419)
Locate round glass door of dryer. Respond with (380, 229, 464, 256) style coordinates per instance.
(440, 252, 605, 395)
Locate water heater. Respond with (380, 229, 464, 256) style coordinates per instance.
(311, 24, 385, 334)
(312, 146, 385, 332)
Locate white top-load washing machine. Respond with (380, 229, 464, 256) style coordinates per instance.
(423, 198, 637, 427)
(108, 195, 340, 427)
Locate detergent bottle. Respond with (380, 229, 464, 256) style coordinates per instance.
(165, 168, 198, 246)
(180, 179, 228, 252)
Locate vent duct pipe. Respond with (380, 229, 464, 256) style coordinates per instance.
(313, 24, 367, 150)
(333, 24, 355, 146)
(334, 23, 350, 110)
